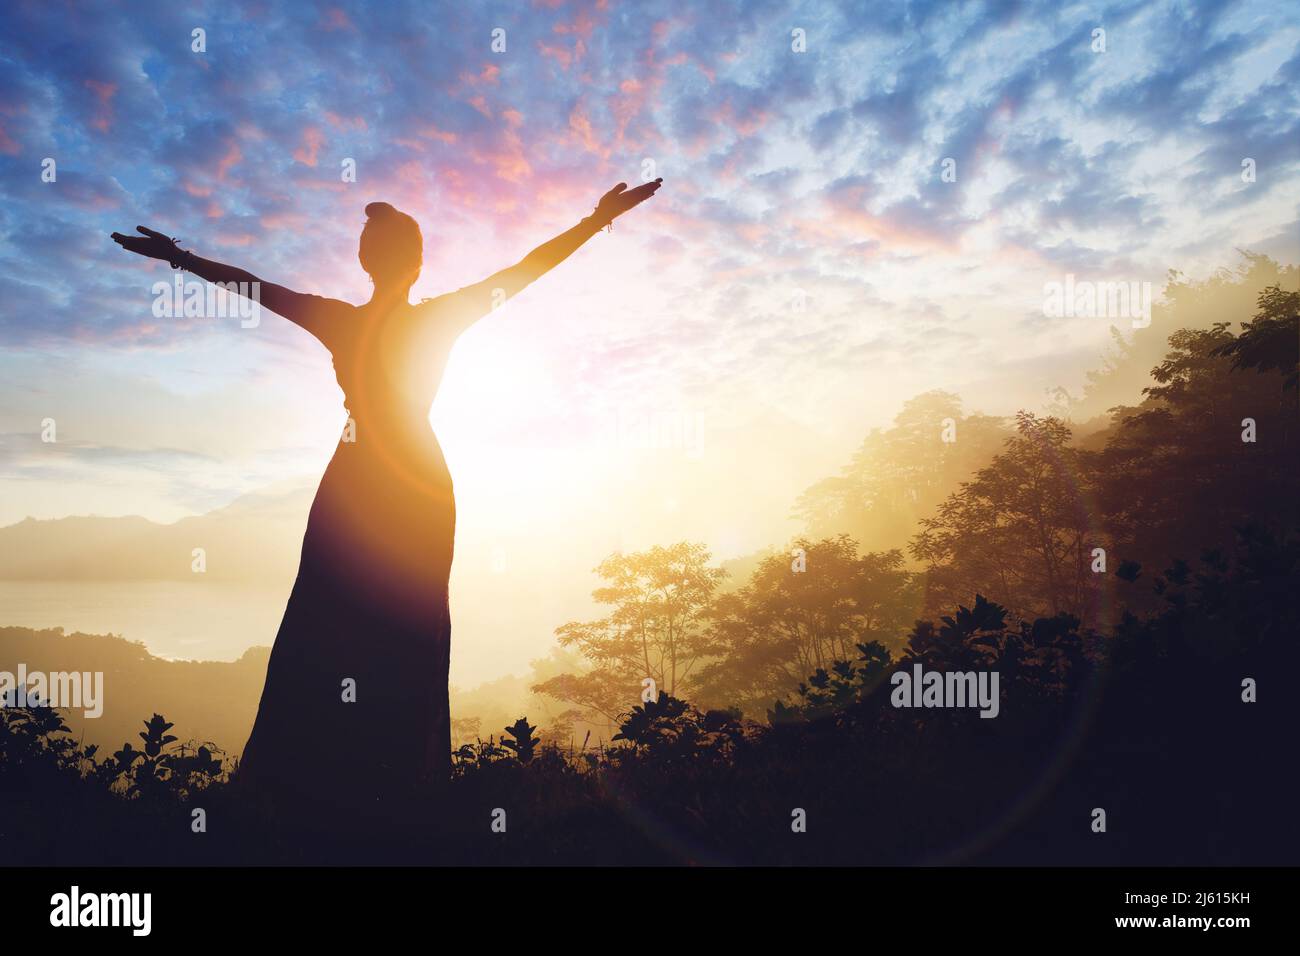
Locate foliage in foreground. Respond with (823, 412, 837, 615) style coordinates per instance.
(3, 524, 1295, 866)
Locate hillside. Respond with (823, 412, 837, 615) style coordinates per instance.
(0, 486, 314, 583)
(0, 626, 269, 758)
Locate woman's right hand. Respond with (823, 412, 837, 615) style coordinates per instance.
(592, 179, 663, 226)
(110, 225, 184, 264)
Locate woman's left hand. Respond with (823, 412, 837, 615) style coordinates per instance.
(110, 225, 184, 264)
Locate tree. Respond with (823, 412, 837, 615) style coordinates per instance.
(532, 543, 725, 724)
(693, 536, 919, 713)
(794, 391, 1009, 551)
(1211, 284, 1299, 390)
(911, 413, 1102, 621)
(1062, 254, 1299, 423)
(1094, 291, 1298, 594)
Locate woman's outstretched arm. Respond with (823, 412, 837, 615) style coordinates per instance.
(432, 179, 663, 333)
(110, 226, 339, 336)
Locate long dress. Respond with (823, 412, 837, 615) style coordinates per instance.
(240, 289, 479, 808)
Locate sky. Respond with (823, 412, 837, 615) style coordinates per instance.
(1, 0, 1298, 680)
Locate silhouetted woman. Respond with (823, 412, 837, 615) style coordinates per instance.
(111, 179, 662, 808)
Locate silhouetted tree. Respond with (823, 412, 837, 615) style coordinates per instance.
(694, 536, 918, 714)
(794, 391, 1009, 550)
(533, 543, 726, 724)
(1211, 284, 1300, 389)
(1094, 293, 1297, 597)
(1062, 254, 1298, 423)
(911, 414, 1101, 621)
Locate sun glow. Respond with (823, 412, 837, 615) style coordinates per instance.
(431, 326, 583, 521)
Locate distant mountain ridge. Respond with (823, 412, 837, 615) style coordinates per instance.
(0, 626, 269, 757)
(0, 626, 540, 759)
(0, 485, 315, 582)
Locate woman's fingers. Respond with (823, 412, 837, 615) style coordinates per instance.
(110, 229, 168, 258)
(600, 182, 628, 203)
(595, 178, 661, 220)
(624, 179, 662, 204)
(136, 225, 170, 240)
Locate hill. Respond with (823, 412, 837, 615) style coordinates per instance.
(0, 626, 269, 758)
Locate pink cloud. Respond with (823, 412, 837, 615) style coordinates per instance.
(554, 9, 598, 40)
(710, 98, 770, 137)
(293, 126, 325, 167)
(211, 231, 257, 247)
(0, 121, 20, 155)
(470, 127, 533, 184)
(261, 211, 309, 230)
(321, 7, 353, 31)
(216, 140, 243, 181)
(792, 192, 964, 255)
(459, 63, 501, 86)
(418, 123, 459, 144)
(324, 111, 367, 131)
(538, 40, 576, 70)
(83, 79, 116, 133)
(567, 102, 605, 157)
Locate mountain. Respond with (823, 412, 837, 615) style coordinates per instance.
(0, 626, 269, 758)
(0, 485, 315, 582)
(0, 626, 560, 758)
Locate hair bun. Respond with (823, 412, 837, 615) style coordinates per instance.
(365, 201, 397, 219)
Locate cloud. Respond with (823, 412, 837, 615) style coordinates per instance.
(0, 0, 1296, 511)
